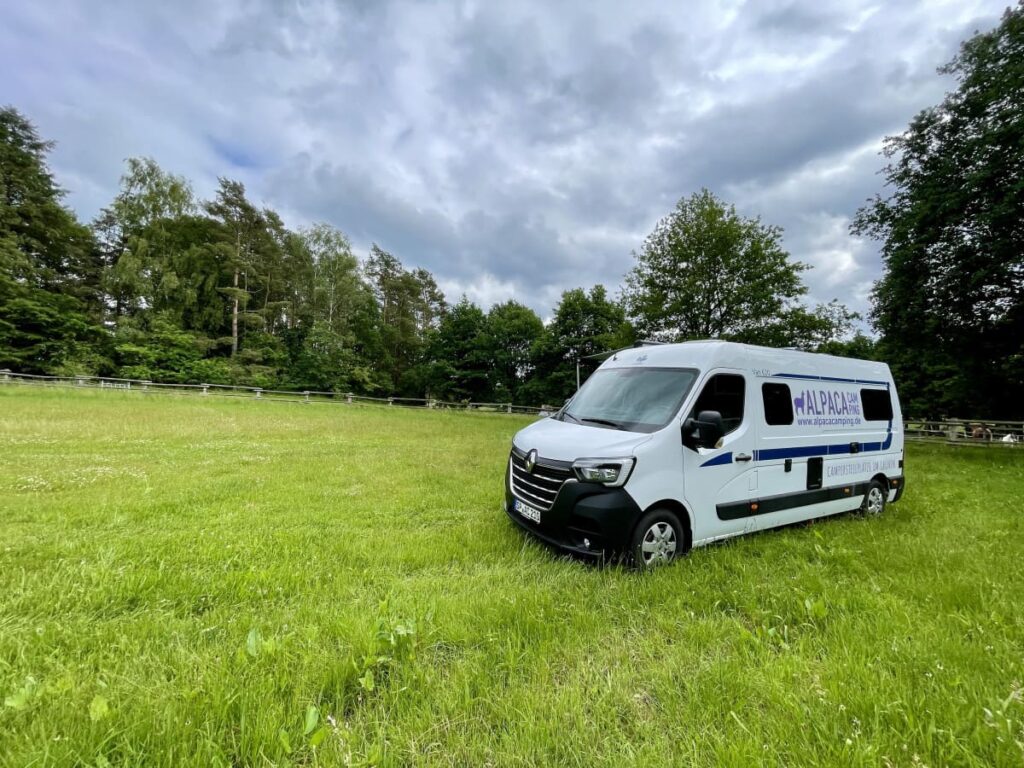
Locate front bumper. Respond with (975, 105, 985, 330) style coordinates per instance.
(503, 463, 642, 556)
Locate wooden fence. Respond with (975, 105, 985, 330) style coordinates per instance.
(0, 370, 551, 416)
(904, 419, 1024, 446)
(2, 369, 1020, 444)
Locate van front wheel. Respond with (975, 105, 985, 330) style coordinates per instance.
(629, 509, 684, 568)
(860, 480, 887, 516)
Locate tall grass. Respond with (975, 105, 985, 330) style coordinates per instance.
(1, 387, 1022, 766)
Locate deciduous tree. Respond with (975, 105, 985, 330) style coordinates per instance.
(524, 286, 633, 404)
(625, 189, 858, 352)
(625, 190, 805, 343)
(485, 300, 543, 403)
(853, 3, 1024, 418)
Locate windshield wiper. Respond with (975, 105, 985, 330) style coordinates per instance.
(561, 411, 581, 423)
(578, 417, 626, 431)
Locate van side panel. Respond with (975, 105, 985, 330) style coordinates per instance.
(745, 366, 902, 533)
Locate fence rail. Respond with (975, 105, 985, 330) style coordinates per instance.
(904, 418, 1024, 446)
(3, 370, 1021, 444)
(0, 370, 551, 416)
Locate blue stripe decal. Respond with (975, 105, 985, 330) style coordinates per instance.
(700, 452, 733, 467)
(754, 441, 880, 461)
(773, 372, 890, 387)
(755, 445, 829, 461)
(752, 421, 893, 462)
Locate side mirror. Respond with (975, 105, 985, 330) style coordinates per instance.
(697, 410, 724, 448)
(681, 418, 699, 450)
(681, 410, 724, 451)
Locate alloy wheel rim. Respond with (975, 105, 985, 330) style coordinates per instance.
(640, 522, 676, 565)
(867, 487, 884, 514)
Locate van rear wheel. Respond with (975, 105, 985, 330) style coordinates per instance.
(629, 508, 684, 568)
(860, 480, 887, 516)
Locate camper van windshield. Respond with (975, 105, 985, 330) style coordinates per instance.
(560, 367, 698, 434)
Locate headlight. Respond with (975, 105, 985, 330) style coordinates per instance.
(572, 457, 636, 487)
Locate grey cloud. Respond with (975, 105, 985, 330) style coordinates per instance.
(270, 156, 459, 263)
(0, 0, 1010, 321)
(750, 3, 846, 38)
(269, 157, 623, 304)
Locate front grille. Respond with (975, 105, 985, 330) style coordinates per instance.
(509, 449, 574, 510)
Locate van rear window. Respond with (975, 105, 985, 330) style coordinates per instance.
(762, 383, 793, 425)
(860, 388, 893, 421)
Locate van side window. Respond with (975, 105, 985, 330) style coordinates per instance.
(860, 388, 893, 421)
(691, 374, 745, 435)
(762, 383, 793, 426)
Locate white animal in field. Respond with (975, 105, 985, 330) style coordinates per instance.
(1002, 433, 1018, 444)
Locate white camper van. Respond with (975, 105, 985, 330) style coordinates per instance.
(504, 341, 904, 566)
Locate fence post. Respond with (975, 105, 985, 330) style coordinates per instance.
(346, 392, 353, 404)
(388, 397, 394, 406)
(254, 388, 262, 399)
(428, 398, 435, 409)
(0, 369, 9, 382)
(507, 403, 512, 414)
(141, 380, 151, 391)
(201, 384, 209, 396)
(76, 376, 87, 387)
(303, 391, 310, 404)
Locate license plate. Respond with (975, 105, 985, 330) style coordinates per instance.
(514, 499, 541, 523)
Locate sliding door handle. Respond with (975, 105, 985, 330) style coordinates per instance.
(734, 453, 753, 462)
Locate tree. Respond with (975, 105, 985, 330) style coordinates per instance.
(364, 245, 447, 393)
(284, 223, 378, 391)
(304, 223, 360, 333)
(484, 300, 544, 403)
(410, 267, 446, 334)
(203, 179, 271, 356)
(166, 215, 243, 338)
(289, 321, 375, 393)
(255, 209, 296, 336)
(523, 286, 633, 405)
(113, 312, 204, 382)
(817, 331, 878, 361)
(420, 296, 491, 402)
(0, 107, 106, 374)
(0, 107, 102, 310)
(780, 300, 861, 352)
(94, 157, 197, 320)
(853, 4, 1024, 418)
(624, 189, 854, 348)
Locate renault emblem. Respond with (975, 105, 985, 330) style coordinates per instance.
(525, 449, 538, 473)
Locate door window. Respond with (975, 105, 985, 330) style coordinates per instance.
(690, 374, 746, 435)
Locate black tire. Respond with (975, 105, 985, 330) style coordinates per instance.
(859, 479, 887, 516)
(628, 508, 685, 568)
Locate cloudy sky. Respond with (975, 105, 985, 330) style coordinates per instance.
(1, 0, 1007, 320)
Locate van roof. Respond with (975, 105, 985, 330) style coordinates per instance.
(598, 340, 892, 383)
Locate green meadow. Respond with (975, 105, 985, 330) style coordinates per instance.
(1, 386, 1022, 767)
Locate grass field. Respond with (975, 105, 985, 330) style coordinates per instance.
(1, 386, 1022, 767)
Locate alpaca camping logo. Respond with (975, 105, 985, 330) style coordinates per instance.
(794, 392, 806, 413)
(793, 388, 863, 426)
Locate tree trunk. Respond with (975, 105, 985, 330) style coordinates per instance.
(231, 268, 239, 357)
